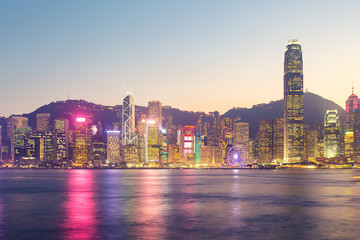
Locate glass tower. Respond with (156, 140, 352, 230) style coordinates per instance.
(283, 39, 304, 163)
(324, 110, 340, 158)
(122, 94, 137, 146)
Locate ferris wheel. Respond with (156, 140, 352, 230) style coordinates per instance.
(227, 146, 247, 167)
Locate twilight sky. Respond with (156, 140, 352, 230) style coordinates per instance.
(1, 0, 360, 117)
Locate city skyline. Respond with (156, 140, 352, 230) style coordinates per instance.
(1, 1, 360, 117)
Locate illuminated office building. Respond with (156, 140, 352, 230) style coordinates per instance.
(147, 122, 160, 162)
(283, 39, 304, 162)
(36, 113, 51, 132)
(6, 116, 29, 162)
(344, 89, 360, 158)
(73, 117, 88, 166)
(54, 118, 69, 162)
(107, 131, 121, 164)
(233, 120, 249, 160)
(324, 110, 340, 158)
(122, 94, 137, 145)
(221, 118, 233, 146)
(148, 100, 162, 129)
(137, 116, 146, 162)
(14, 127, 33, 164)
(259, 119, 283, 163)
(92, 134, 106, 167)
(304, 128, 318, 162)
(179, 126, 195, 164)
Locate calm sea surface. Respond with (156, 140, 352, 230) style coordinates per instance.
(0, 169, 360, 240)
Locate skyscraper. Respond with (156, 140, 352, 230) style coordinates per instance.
(54, 118, 69, 162)
(233, 120, 249, 161)
(122, 94, 137, 146)
(344, 88, 360, 158)
(6, 116, 29, 162)
(259, 119, 283, 163)
(283, 39, 304, 163)
(148, 100, 162, 129)
(324, 110, 341, 158)
(107, 131, 121, 164)
(73, 117, 88, 167)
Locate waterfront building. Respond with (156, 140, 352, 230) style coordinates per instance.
(179, 126, 196, 164)
(36, 113, 51, 132)
(147, 122, 160, 162)
(54, 118, 69, 162)
(324, 110, 341, 158)
(344, 89, 360, 158)
(304, 128, 318, 162)
(353, 111, 360, 161)
(137, 116, 146, 162)
(148, 100, 162, 129)
(6, 116, 29, 162)
(258, 119, 284, 163)
(92, 134, 106, 167)
(14, 127, 33, 164)
(107, 131, 121, 165)
(283, 39, 304, 163)
(122, 145, 139, 166)
(73, 117, 88, 167)
(168, 144, 180, 164)
(122, 94, 137, 146)
(233, 120, 249, 160)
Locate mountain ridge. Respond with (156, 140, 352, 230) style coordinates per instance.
(16, 92, 345, 139)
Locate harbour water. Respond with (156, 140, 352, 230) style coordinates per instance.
(0, 169, 359, 240)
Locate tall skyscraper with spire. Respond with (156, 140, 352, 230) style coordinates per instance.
(344, 86, 360, 157)
(283, 39, 304, 163)
(122, 93, 137, 146)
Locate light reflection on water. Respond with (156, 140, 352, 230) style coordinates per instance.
(63, 170, 100, 240)
(0, 169, 359, 239)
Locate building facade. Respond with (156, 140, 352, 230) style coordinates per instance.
(283, 39, 304, 162)
(324, 110, 341, 158)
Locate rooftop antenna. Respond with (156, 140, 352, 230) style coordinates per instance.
(126, 81, 133, 96)
(68, 93, 70, 100)
(352, 83, 354, 94)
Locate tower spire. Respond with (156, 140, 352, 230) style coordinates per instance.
(352, 83, 354, 94)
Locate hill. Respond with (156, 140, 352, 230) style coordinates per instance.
(222, 92, 345, 138)
(20, 92, 345, 138)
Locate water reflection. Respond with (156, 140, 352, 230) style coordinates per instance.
(0, 192, 3, 239)
(63, 170, 100, 240)
(133, 170, 169, 240)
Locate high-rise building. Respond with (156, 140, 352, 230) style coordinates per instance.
(324, 110, 341, 158)
(221, 118, 233, 146)
(258, 119, 284, 163)
(36, 113, 51, 132)
(283, 39, 304, 163)
(304, 128, 318, 162)
(6, 116, 29, 162)
(54, 118, 69, 162)
(73, 117, 88, 167)
(179, 126, 196, 164)
(147, 122, 160, 162)
(148, 101, 162, 129)
(344, 89, 360, 158)
(107, 131, 121, 164)
(122, 94, 137, 146)
(233, 120, 249, 161)
(92, 134, 106, 167)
